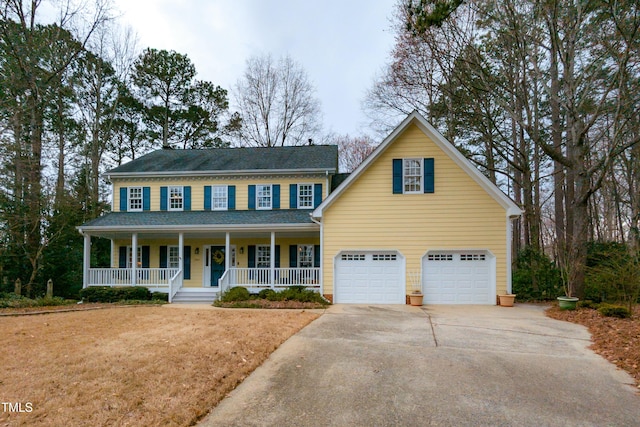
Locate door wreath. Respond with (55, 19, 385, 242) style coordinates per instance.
(212, 249, 225, 265)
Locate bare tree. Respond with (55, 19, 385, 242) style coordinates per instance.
(332, 134, 378, 173)
(233, 54, 322, 147)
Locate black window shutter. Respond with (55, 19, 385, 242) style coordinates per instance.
(159, 246, 168, 268)
(289, 245, 297, 268)
(275, 245, 281, 268)
(119, 246, 127, 268)
(141, 246, 150, 268)
(248, 245, 256, 268)
(184, 246, 191, 280)
(314, 245, 321, 267)
(392, 159, 403, 194)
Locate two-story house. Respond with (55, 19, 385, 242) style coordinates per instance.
(78, 112, 521, 304)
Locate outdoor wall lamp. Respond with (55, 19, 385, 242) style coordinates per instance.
(239, 247, 244, 254)
(194, 247, 200, 255)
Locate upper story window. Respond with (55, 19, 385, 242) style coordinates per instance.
(298, 184, 314, 209)
(403, 159, 422, 193)
(128, 187, 143, 211)
(168, 186, 183, 211)
(212, 186, 228, 210)
(256, 185, 272, 210)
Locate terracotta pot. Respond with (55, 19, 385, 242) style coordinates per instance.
(409, 293, 424, 306)
(498, 294, 516, 307)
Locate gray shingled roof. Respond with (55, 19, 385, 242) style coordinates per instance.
(80, 210, 316, 229)
(108, 145, 338, 175)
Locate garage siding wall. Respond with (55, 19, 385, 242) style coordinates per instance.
(322, 124, 508, 299)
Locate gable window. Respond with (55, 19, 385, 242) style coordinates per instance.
(128, 187, 143, 211)
(212, 186, 228, 210)
(256, 245, 271, 268)
(168, 186, 183, 211)
(298, 184, 314, 209)
(403, 159, 422, 193)
(256, 185, 272, 210)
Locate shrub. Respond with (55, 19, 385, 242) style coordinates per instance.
(258, 288, 276, 299)
(220, 286, 250, 302)
(0, 294, 74, 308)
(512, 247, 563, 301)
(578, 300, 600, 310)
(598, 304, 631, 319)
(585, 242, 640, 310)
(151, 292, 169, 301)
(79, 286, 152, 303)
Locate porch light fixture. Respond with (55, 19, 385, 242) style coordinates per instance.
(195, 247, 199, 255)
(239, 247, 244, 254)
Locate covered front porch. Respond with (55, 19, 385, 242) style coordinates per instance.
(78, 210, 322, 302)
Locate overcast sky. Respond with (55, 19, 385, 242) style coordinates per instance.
(112, 0, 398, 139)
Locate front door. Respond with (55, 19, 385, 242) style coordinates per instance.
(210, 246, 226, 286)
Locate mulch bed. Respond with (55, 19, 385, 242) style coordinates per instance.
(546, 305, 640, 388)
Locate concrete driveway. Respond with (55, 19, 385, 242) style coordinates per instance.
(200, 304, 640, 426)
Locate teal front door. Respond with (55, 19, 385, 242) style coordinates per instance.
(210, 246, 226, 286)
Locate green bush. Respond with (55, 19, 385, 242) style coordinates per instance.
(585, 242, 640, 309)
(220, 286, 251, 302)
(598, 304, 631, 319)
(512, 247, 563, 301)
(577, 300, 600, 310)
(79, 286, 152, 303)
(0, 293, 74, 308)
(258, 288, 276, 299)
(151, 292, 169, 301)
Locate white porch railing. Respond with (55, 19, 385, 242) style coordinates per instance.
(87, 268, 179, 290)
(218, 267, 320, 293)
(168, 269, 183, 303)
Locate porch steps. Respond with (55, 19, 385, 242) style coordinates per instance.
(171, 288, 219, 304)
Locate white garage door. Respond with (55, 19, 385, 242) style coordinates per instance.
(423, 251, 494, 304)
(334, 251, 404, 304)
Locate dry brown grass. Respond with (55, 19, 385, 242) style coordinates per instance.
(0, 306, 320, 426)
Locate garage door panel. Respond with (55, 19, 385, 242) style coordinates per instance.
(423, 251, 494, 304)
(335, 251, 404, 304)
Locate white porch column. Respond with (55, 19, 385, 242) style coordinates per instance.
(131, 233, 138, 286)
(225, 232, 230, 272)
(110, 239, 115, 268)
(83, 233, 91, 288)
(178, 232, 184, 274)
(270, 231, 275, 288)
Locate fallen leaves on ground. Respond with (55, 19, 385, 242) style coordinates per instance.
(547, 305, 640, 388)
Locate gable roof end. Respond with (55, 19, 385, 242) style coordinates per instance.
(312, 111, 522, 218)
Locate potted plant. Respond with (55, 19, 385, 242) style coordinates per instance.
(557, 259, 579, 310)
(498, 294, 516, 307)
(407, 271, 423, 306)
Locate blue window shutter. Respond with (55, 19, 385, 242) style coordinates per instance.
(290, 184, 298, 209)
(392, 159, 403, 194)
(160, 187, 168, 211)
(184, 186, 191, 211)
(273, 184, 280, 209)
(141, 246, 150, 268)
(314, 184, 322, 208)
(184, 246, 191, 280)
(120, 188, 127, 211)
(289, 245, 297, 267)
(424, 158, 434, 193)
(275, 245, 281, 268)
(204, 186, 212, 210)
(248, 245, 256, 268)
(314, 245, 321, 267)
(228, 185, 236, 210)
(159, 246, 167, 268)
(143, 187, 151, 211)
(248, 185, 256, 210)
(118, 246, 127, 268)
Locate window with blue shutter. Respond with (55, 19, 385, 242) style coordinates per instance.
(228, 185, 236, 210)
(424, 158, 434, 193)
(160, 187, 168, 211)
(204, 186, 212, 210)
(290, 184, 297, 209)
(184, 186, 191, 211)
(184, 246, 191, 279)
(120, 188, 128, 211)
(314, 184, 322, 208)
(143, 187, 151, 211)
(273, 184, 280, 209)
(248, 185, 256, 210)
(392, 159, 403, 194)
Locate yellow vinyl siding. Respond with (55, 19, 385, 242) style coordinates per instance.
(113, 177, 325, 212)
(322, 123, 508, 297)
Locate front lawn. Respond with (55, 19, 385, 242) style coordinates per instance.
(0, 306, 319, 426)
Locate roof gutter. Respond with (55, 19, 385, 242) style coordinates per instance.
(105, 168, 337, 180)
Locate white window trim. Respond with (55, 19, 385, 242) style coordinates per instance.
(256, 245, 271, 268)
(168, 186, 184, 211)
(256, 184, 272, 210)
(212, 185, 228, 211)
(297, 245, 314, 268)
(402, 158, 423, 194)
(168, 245, 180, 268)
(297, 183, 314, 209)
(128, 187, 143, 212)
